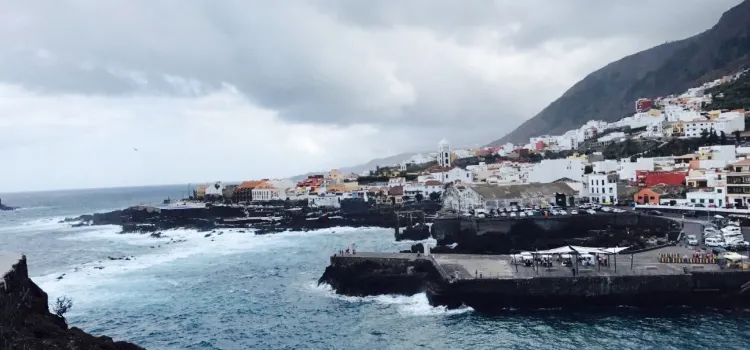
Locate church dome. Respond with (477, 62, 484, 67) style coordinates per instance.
(439, 139, 449, 147)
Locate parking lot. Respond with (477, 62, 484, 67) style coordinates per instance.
(675, 219, 750, 253)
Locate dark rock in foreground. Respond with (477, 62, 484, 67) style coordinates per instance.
(0, 254, 144, 350)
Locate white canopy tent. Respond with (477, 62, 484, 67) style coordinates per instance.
(535, 245, 629, 256)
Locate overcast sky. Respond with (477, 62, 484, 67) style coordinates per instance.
(0, 0, 742, 192)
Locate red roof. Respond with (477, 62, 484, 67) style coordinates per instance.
(388, 186, 404, 196)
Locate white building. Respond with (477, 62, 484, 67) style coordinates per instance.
(586, 173, 618, 204)
(403, 180, 444, 198)
(453, 149, 474, 159)
(439, 167, 473, 184)
(308, 194, 341, 208)
(686, 187, 725, 208)
(388, 177, 406, 187)
(443, 183, 576, 211)
(252, 184, 282, 201)
(592, 160, 619, 174)
(684, 112, 744, 138)
(618, 157, 655, 182)
(438, 139, 451, 167)
(527, 159, 585, 184)
(204, 182, 225, 197)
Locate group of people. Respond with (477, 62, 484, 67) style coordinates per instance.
(336, 243, 357, 256)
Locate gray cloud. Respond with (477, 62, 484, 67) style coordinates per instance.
(0, 0, 743, 147)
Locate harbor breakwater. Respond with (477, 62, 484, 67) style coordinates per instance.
(429, 213, 679, 254)
(0, 253, 143, 349)
(319, 253, 750, 312)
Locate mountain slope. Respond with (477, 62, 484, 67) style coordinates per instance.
(290, 152, 418, 180)
(490, 0, 750, 146)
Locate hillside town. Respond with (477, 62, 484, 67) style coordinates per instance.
(188, 69, 750, 217)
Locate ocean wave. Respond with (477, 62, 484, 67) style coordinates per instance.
(310, 282, 474, 316)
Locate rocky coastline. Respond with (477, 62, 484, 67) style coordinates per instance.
(61, 201, 422, 236)
(0, 253, 144, 349)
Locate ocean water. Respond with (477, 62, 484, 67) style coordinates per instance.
(2, 185, 750, 350)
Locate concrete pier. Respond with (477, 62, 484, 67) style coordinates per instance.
(320, 247, 750, 312)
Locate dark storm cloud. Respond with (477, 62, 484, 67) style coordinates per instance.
(0, 0, 742, 138)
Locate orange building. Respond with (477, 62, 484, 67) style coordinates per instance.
(634, 185, 685, 205)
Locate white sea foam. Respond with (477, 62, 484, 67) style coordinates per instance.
(310, 282, 473, 316)
(36, 227, 343, 305)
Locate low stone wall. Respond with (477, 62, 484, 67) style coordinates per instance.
(428, 270, 750, 311)
(431, 213, 677, 254)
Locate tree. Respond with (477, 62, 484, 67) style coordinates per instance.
(734, 130, 742, 144)
(700, 129, 710, 142)
(720, 130, 727, 145)
(415, 193, 424, 202)
(708, 129, 719, 145)
(584, 165, 593, 174)
(429, 192, 441, 201)
(53, 296, 73, 319)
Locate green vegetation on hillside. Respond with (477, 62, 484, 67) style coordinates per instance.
(706, 72, 750, 110)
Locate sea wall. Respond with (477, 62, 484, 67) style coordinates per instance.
(432, 213, 678, 253)
(320, 254, 750, 312)
(0, 253, 144, 350)
(428, 270, 750, 311)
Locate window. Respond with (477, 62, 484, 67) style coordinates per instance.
(718, 189, 723, 194)
(691, 199, 696, 203)
(700, 199, 705, 203)
(609, 188, 613, 193)
(709, 199, 714, 203)
(649, 196, 655, 200)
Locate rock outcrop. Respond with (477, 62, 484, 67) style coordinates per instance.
(0, 197, 18, 211)
(0, 253, 144, 350)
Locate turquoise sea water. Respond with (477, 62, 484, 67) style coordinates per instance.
(2, 186, 750, 350)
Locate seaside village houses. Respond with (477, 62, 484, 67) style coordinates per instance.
(190, 69, 750, 211)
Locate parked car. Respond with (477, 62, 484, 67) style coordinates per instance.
(647, 210, 663, 216)
(600, 207, 612, 212)
(586, 209, 597, 215)
(570, 210, 579, 215)
(705, 237, 725, 247)
(686, 234, 698, 246)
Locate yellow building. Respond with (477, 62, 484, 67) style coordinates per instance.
(708, 110, 721, 120)
(194, 185, 208, 199)
(648, 109, 661, 117)
(664, 121, 685, 138)
(568, 153, 588, 162)
(327, 169, 345, 184)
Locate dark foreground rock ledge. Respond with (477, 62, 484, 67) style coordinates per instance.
(0, 254, 144, 350)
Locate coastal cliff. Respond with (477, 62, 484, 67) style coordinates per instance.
(0, 253, 144, 350)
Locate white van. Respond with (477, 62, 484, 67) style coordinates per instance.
(705, 237, 725, 247)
